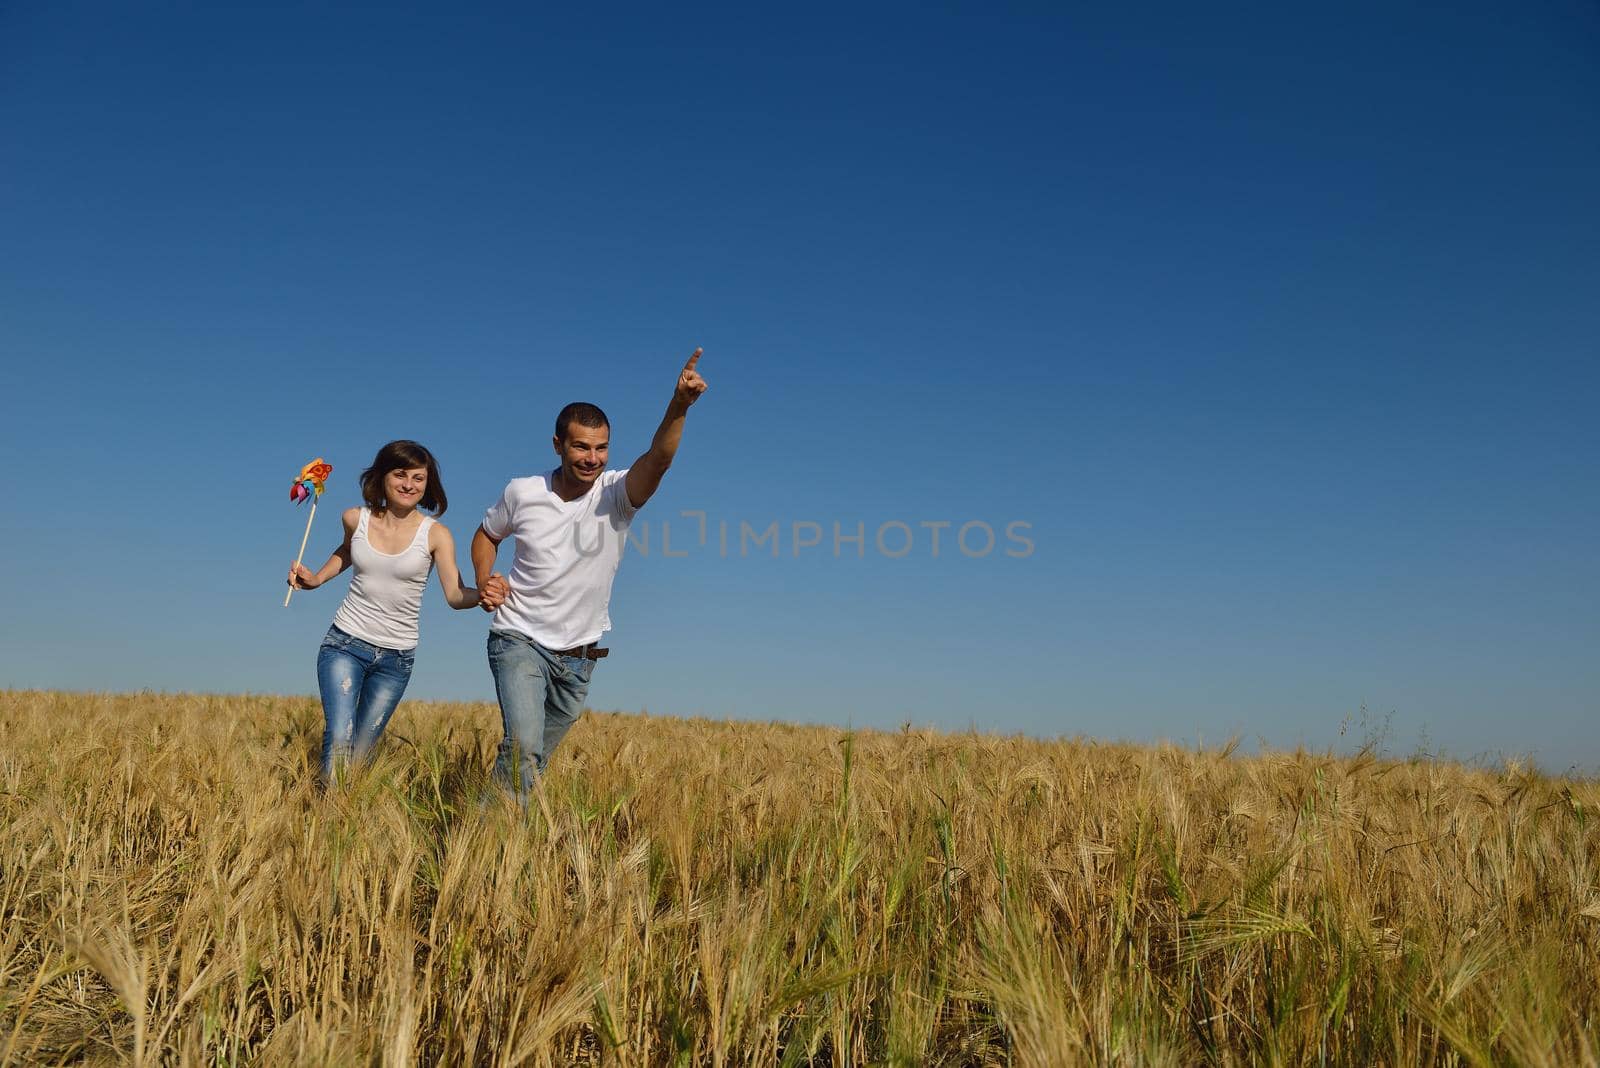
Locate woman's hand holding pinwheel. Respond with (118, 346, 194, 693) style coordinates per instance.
(287, 562, 322, 591)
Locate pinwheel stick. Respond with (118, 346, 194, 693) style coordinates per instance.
(284, 499, 319, 607)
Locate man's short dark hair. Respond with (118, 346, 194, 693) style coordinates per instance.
(555, 402, 609, 442)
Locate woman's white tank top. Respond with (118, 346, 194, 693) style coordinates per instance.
(331, 508, 434, 650)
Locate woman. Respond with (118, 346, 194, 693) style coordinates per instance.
(288, 440, 479, 780)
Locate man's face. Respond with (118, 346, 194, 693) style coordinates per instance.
(553, 422, 609, 486)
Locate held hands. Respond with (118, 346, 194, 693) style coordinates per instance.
(479, 573, 510, 612)
(674, 348, 708, 408)
(287, 563, 321, 591)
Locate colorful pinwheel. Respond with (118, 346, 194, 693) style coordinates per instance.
(290, 458, 332, 504)
(284, 457, 334, 606)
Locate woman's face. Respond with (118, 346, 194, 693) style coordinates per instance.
(385, 466, 428, 509)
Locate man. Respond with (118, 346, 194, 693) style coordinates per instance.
(472, 348, 708, 800)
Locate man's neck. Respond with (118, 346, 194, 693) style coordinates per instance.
(551, 467, 594, 502)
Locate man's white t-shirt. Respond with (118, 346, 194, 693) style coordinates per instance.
(481, 468, 639, 649)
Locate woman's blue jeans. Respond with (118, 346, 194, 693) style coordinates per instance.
(316, 625, 415, 780)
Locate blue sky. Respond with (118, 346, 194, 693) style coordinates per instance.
(2, 2, 1596, 769)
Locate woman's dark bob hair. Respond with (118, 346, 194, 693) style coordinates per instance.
(360, 440, 447, 516)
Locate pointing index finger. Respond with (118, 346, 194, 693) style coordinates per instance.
(683, 347, 703, 373)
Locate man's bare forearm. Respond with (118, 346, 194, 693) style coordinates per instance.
(471, 526, 500, 585)
(646, 398, 692, 470)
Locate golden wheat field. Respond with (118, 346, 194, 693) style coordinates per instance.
(1, 690, 1597, 1066)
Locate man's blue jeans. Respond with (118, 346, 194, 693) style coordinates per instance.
(487, 630, 595, 801)
(316, 625, 415, 780)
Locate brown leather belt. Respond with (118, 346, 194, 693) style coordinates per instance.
(552, 643, 609, 660)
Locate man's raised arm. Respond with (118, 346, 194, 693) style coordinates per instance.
(626, 347, 709, 510)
